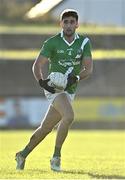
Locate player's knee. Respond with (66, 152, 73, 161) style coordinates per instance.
(64, 111, 74, 124)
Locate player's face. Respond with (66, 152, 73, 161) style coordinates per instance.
(61, 16, 79, 37)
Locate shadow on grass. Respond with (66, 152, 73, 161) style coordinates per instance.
(88, 172, 125, 179)
(63, 170, 125, 179)
(26, 169, 48, 173)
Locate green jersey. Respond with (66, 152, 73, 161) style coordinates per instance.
(40, 31, 92, 94)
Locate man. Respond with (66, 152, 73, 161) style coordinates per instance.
(15, 9, 93, 171)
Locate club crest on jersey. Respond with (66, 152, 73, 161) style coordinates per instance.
(67, 48, 73, 56)
(75, 49, 82, 59)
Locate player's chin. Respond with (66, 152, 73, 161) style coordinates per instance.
(65, 30, 74, 36)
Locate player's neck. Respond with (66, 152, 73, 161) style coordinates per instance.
(64, 34, 75, 43)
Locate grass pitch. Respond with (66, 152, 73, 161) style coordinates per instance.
(0, 130, 125, 179)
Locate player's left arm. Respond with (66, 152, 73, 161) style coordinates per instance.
(79, 39, 93, 80)
(66, 56, 93, 87)
(66, 39, 93, 87)
(79, 56, 93, 80)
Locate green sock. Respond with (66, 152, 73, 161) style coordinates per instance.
(53, 146, 61, 157)
(20, 146, 32, 158)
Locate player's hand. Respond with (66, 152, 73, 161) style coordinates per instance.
(39, 79, 55, 94)
(66, 73, 80, 88)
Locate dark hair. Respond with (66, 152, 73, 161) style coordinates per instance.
(60, 9, 78, 21)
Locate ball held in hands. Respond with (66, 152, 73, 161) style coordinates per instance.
(49, 72, 68, 91)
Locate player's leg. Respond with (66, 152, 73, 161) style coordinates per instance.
(15, 105, 61, 170)
(26, 105, 61, 151)
(50, 93, 74, 171)
(53, 93, 74, 151)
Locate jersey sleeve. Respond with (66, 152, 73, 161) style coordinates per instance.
(83, 40, 92, 58)
(40, 40, 52, 58)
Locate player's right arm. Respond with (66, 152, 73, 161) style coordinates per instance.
(32, 54, 48, 82)
(32, 53, 55, 93)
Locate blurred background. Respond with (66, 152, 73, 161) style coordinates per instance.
(0, 0, 125, 130)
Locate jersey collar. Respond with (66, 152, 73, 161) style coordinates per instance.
(60, 30, 79, 46)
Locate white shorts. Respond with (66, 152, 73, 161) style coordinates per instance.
(44, 90, 75, 105)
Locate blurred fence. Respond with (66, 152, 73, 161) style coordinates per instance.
(0, 34, 125, 49)
(0, 60, 125, 97)
(0, 59, 125, 129)
(0, 96, 125, 129)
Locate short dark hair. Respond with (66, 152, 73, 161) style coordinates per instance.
(60, 9, 78, 21)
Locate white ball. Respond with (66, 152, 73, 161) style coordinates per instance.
(49, 72, 67, 90)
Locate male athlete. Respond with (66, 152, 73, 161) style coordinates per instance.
(15, 9, 93, 171)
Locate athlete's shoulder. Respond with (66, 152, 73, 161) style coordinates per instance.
(44, 33, 61, 44)
(78, 34, 90, 41)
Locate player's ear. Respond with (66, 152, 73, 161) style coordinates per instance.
(60, 21, 63, 27)
(76, 22, 79, 28)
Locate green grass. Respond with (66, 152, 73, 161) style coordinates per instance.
(0, 130, 125, 179)
(1, 49, 125, 60)
(1, 23, 125, 34)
